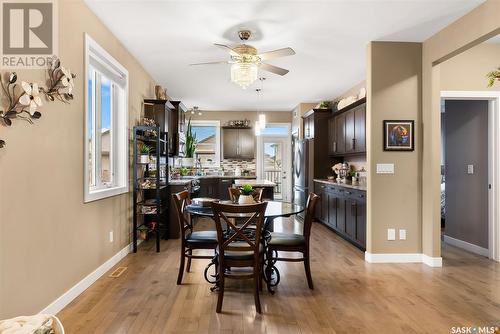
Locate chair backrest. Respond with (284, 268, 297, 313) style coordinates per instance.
(228, 187, 264, 203)
(211, 202, 268, 263)
(172, 190, 192, 241)
(303, 193, 320, 242)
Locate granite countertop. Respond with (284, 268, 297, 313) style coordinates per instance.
(313, 179, 367, 191)
(234, 179, 276, 187)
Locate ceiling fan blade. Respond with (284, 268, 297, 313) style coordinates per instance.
(258, 47, 295, 61)
(214, 43, 240, 57)
(259, 63, 289, 76)
(189, 60, 231, 66)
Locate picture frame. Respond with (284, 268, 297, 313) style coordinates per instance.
(383, 120, 414, 151)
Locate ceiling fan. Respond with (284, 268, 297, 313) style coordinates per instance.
(190, 30, 295, 88)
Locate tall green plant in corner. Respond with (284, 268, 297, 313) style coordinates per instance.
(185, 117, 197, 158)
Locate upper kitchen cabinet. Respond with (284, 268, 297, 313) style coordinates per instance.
(222, 127, 255, 159)
(144, 99, 174, 156)
(302, 108, 331, 140)
(329, 98, 366, 156)
(169, 101, 187, 157)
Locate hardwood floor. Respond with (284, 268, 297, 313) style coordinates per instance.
(58, 219, 500, 333)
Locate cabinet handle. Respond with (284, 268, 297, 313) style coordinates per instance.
(352, 138, 356, 150)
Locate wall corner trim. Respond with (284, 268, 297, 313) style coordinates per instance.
(443, 235, 489, 257)
(39, 241, 140, 315)
(365, 252, 442, 267)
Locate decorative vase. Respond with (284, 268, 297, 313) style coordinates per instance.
(140, 155, 149, 164)
(351, 177, 358, 185)
(238, 194, 254, 205)
(182, 157, 195, 167)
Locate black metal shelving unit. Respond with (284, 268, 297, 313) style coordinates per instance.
(133, 125, 169, 252)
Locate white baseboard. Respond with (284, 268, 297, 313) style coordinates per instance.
(422, 254, 443, 267)
(365, 252, 443, 267)
(39, 240, 140, 315)
(444, 235, 489, 257)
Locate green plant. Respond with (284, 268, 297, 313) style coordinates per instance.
(185, 117, 197, 158)
(487, 67, 500, 87)
(180, 167, 189, 176)
(139, 143, 151, 155)
(319, 101, 332, 109)
(240, 184, 253, 196)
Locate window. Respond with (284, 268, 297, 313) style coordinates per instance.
(84, 34, 129, 202)
(261, 124, 290, 136)
(191, 120, 220, 167)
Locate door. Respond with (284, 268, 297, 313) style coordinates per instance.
(259, 136, 291, 201)
(444, 100, 489, 251)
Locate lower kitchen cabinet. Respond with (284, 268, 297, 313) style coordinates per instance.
(199, 178, 218, 198)
(313, 181, 366, 250)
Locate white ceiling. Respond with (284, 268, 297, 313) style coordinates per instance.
(85, 0, 483, 111)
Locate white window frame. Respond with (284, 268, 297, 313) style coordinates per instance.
(84, 34, 129, 202)
(191, 120, 221, 167)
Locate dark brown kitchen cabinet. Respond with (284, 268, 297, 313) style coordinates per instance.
(222, 127, 255, 159)
(199, 178, 218, 198)
(144, 99, 174, 156)
(354, 105, 366, 152)
(303, 114, 314, 139)
(313, 181, 366, 250)
(335, 114, 346, 155)
(218, 178, 234, 200)
(329, 99, 366, 156)
(169, 101, 187, 157)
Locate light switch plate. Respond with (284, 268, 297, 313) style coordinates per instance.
(387, 228, 396, 241)
(467, 164, 474, 175)
(399, 229, 407, 240)
(377, 163, 395, 174)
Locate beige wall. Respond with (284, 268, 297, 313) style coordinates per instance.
(0, 0, 156, 318)
(366, 42, 422, 254)
(440, 43, 500, 91)
(422, 0, 500, 257)
(291, 103, 316, 138)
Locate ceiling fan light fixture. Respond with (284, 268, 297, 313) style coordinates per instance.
(231, 62, 258, 89)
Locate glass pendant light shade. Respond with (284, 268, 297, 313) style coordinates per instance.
(254, 121, 261, 136)
(231, 63, 258, 89)
(258, 113, 266, 129)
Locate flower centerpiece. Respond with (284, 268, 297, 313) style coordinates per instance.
(331, 163, 344, 182)
(239, 184, 254, 204)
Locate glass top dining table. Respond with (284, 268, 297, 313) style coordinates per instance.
(186, 200, 304, 225)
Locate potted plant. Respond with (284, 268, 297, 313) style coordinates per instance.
(138, 225, 149, 240)
(138, 143, 151, 164)
(239, 184, 255, 204)
(487, 67, 500, 87)
(183, 118, 197, 167)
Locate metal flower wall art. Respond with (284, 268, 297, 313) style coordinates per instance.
(0, 58, 76, 148)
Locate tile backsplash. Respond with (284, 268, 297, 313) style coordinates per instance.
(171, 157, 256, 175)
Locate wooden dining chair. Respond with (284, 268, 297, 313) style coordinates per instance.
(266, 193, 319, 290)
(172, 191, 218, 285)
(228, 187, 264, 203)
(211, 201, 268, 314)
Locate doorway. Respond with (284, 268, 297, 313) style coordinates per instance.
(256, 123, 292, 201)
(441, 91, 500, 261)
(441, 99, 489, 257)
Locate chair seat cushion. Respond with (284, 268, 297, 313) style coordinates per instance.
(186, 230, 218, 244)
(268, 232, 305, 246)
(218, 242, 263, 261)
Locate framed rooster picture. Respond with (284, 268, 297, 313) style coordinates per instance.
(383, 120, 414, 151)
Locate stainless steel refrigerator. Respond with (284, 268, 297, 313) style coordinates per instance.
(292, 136, 309, 219)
